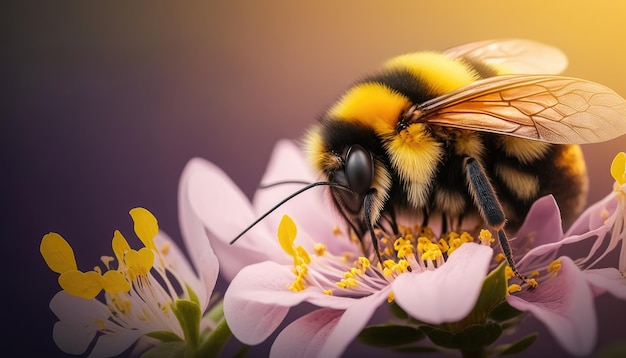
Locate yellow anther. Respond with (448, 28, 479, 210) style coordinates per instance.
(342, 253, 351, 262)
(100, 256, 115, 270)
(358, 257, 371, 270)
(505, 266, 515, 280)
(508, 284, 522, 294)
(479, 229, 494, 244)
(527, 278, 538, 289)
(610, 152, 626, 186)
(383, 259, 396, 269)
(460, 232, 474, 243)
(495, 253, 506, 263)
(344, 271, 355, 279)
(387, 291, 395, 303)
(323, 289, 333, 295)
(40, 232, 78, 274)
(529, 270, 540, 278)
(383, 267, 393, 277)
(160, 242, 170, 255)
(314, 243, 327, 256)
(547, 259, 561, 276)
(332, 225, 342, 236)
(129, 207, 159, 251)
(437, 238, 449, 253)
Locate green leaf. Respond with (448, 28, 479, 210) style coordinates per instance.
(452, 323, 502, 351)
(173, 299, 201, 349)
(421, 323, 502, 351)
(196, 317, 233, 358)
(187, 284, 200, 307)
(357, 324, 424, 347)
(206, 299, 225, 323)
(146, 330, 183, 343)
(498, 333, 538, 355)
(420, 326, 455, 348)
(488, 301, 524, 322)
(466, 261, 508, 323)
(140, 341, 186, 358)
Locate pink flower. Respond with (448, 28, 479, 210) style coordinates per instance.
(41, 208, 219, 357)
(180, 141, 626, 357)
(180, 140, 495, 357)
(504, 152, 626, 356)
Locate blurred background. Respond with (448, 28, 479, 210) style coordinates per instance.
(4, 1, 626, 356)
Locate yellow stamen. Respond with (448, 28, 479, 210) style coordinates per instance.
(387, 291, 395, 303)
(102, 270, 131, 293)
(129, 207, 159, 251)
(58, 270, 103, 299)
(479, 229, 494, 245)
(125, 248, 154, 277)
(314, 243, 327, 256)
(332, 225, 342, 236)
(100, 256, 115, 270)
(112, 230, 131, 267)
(527, 278, 538, 289)
(507, 284, 522, 294)
(505, 266, 515, 280)
(610, 152, 626, 186)
(547, 259, 561, 276)
(323, 289, 333, 295)
(40, 232, 78, 274)
(529, 270, 540, 278)
(495, 253, 506, 263)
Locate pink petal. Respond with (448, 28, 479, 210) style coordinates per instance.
(223, 261, 304, 344)
(88, 330, 145, 358)
(252, 140, 356, 254)
(584, 267, 626, 299)
(270, 308, 343, 358)
(52, 321, 97, 355)
(566, 191, 617, 236)
(49, 291, 110, 354)
(318, 289, 391, 357)
(392, 244, 493, 324)
(514, 195, 563, 247)
(179, 158, 286, 281)
(223, 260, 373, 344)
(507, 256, 596, 356)
(153, 230, 214, 311)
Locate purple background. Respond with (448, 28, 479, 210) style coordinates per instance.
(4, 2, 626, 357)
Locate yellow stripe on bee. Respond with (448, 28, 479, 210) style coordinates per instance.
(499, 136, 551, 165)
(328, 82, 409, 136)
(386, 124, 443, 207)
(495, 164, 539, 201)
(383, 52, 479, 95)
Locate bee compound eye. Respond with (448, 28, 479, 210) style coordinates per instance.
(345, 145, 373, 195)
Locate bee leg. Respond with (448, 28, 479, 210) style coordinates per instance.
(464, 158, 529, 284)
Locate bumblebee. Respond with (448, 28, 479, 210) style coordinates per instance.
(301, 39, 626, 278)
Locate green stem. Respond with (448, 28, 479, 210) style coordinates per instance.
(195, 317, 232, 358)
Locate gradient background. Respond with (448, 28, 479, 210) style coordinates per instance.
(4, 1, 626, 356)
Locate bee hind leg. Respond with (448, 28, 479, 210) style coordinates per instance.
(463, 157, 531, 286)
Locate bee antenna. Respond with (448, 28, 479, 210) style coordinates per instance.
(258, 180, 312, 189)
(230, 181, 355, 245)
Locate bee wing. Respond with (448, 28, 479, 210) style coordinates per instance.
(420, 74, 626, 144)
(443, 39, 568, 75)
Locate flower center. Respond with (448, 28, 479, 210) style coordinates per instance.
(276, 215, 493, 297)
